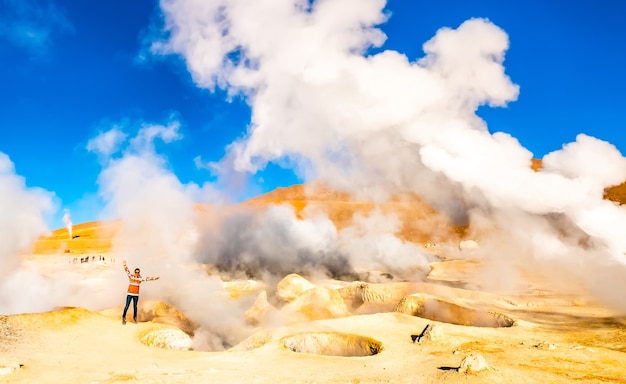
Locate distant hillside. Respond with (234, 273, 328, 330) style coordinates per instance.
(31, 182, 459, 255)
(31, 163, 626, 255)
(32, 220, 119, 255)
(244, 181, 461, 243)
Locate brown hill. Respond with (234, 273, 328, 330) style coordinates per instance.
(31, 183, 460, 255)
(31, 163, 626, 256)
(604, 182, 626, 204)
(243, 181, 461, 244)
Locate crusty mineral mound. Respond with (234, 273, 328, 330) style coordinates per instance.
(229, 329, 274, 352)
(458, 353, 490, 373)
(140, 327, 192, 350)
(411, 323, 444, 343)
(282, 287, 350, 322)
(338, 281, 422, 312)
(275, 273, 317, 303)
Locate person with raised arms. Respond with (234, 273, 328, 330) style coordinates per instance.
(121, 260, 160, 324)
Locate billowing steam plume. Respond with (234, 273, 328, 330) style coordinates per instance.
(0, 152, 58, 314)
(150, 0, 626, 311)
(2, 1, 626, 353)
(0, 153, 53, 273)
(63, 209, 72, 239)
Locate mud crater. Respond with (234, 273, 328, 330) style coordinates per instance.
(282, 332, 382, 357)
(397, 295, 515, 328)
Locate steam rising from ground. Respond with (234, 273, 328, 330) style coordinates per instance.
(2, 0, 626, 352)
(151, 0, 626, 311)
(0, 154, 52, 270)
(63, 209, 72, 239)
(0, 152, 56, 313)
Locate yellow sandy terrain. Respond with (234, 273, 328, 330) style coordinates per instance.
(3, 176, 625, 383)
(2, 270, 625, 383)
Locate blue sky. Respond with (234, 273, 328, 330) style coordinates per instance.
(1, 0, 625, 229)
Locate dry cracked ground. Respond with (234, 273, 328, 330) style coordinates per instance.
(2, 178, 626, 384)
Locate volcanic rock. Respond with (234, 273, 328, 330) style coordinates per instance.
(140, 327, 192, 350)
(411, 323, 443, 343)
(458, 353, 490, 373)
(275, 273, 316, 303)
(282, 287, 350, 322)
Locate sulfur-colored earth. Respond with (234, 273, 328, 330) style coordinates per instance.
(2, 174, 626, 384)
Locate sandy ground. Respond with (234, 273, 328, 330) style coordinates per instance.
(8, 182, 626, 383)
(2, 262, 625, 384)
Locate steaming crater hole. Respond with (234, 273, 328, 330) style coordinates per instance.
(281, 332, 382, 357)
(396, 295, 515, 328)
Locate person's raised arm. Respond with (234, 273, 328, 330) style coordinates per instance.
(145, 276, 160, 282)
(123, 260, 131, 277)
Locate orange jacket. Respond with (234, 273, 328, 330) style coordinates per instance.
(124, 265, 158, 296)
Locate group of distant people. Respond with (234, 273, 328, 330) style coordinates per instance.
(70, 255, 112, 264)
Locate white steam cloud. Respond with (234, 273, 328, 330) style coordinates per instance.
(0, 152, 57, 313)
(3, 0, 626, 349)
(0, 153, 53, 274)
(152, 0, 626, 312)
(62, 209, 72, 239)
(87, 121, 258, 349)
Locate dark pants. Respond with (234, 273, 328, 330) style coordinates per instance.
(122, 295, 139, 320)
